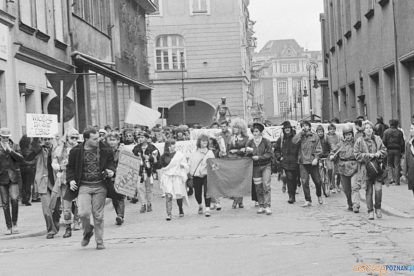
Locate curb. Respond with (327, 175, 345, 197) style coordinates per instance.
(360, 193, 414, 219)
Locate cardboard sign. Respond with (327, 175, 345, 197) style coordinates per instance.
(114, 150, 141, 197)
(26, 113, 59, 138)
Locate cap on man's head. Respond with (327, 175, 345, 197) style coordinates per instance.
(252, 122, 265, 133)
(281, 121, 292, 129)
(0, 127, 11, 137)
(99, 129, 107, 135)
(302, 121, 311, 128)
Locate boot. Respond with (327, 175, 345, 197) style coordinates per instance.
(287, 195, 294, 204)
(63, 225, 72, 238)
(73, 217, 81, 231)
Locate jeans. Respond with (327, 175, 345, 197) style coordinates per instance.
(387, 150, 402, 185)
(137, 176, 153, 205)
(253, 165, 272, 208)
(299, 164, 322, 202)
(20, 167, 35, 203)
(112, 198, 125, 218)
(285, 169, 299, 198)
(366, 177, 382, 212)
(0, 184, 19, 229)
(78, 184, 107, 245)
(40, 190, 61, 235)
(193, 176, 211, 207)
(340, 174, 355, 208)
(61, 184, 78, 225)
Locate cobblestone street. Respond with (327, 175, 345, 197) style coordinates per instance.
(1, 177, 413, 276)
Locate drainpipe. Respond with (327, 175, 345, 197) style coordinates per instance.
(392, 0, 401, 123)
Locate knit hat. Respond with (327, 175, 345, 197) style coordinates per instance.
(281, 121, 292, 129)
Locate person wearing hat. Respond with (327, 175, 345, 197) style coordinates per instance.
(0, 128, 24, 234)
(275, 121, 299, 204)
(51, 128, 81, 238)
(133, 132, 160, 213)
(98, 129, 107, 140)
(246, 123, 273, 215)
(293, 121, 324, 207)
(329, 124, 359, 212)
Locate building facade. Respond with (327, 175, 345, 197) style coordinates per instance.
(0, 0, 155, 139)
(321, 0, 414, 132)
(147, 0, 255, 126)
(252, 39, 323, 124)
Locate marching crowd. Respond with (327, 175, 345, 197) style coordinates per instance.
(0, 114, 414, 250)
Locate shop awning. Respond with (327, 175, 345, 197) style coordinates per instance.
(73, 53, 152, 91)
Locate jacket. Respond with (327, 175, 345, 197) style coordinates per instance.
(403, 138, 414, 190)
(33, 146, 55, 194)
(188, 149, 215, 177)
(132, 142, 160, 176)
(383, 127, 405, 153)
(331, 138, 357, 176)
(228, 135, 249, 157)
(274, 133, 299, 171)
(0, 142, 23, 185)
(292, 131, 322, 165)
(246, 137, 273, 167)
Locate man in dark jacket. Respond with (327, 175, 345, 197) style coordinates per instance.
(132, 133, 160, 213)
(0, 128, 23, 235)
(275, 121, 299, 204)
(293, 121, 323, 207)
(374, 116, 388, 139)
(67, 127, 115, 250)
(383, 119, 405, 185)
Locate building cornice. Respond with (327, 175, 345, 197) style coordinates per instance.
(151, 76, 247, 85)
(0, 9, 15, 27)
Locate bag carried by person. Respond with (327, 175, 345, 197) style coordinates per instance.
(187, 150, 210, 189)
(361, 138, 386, 180)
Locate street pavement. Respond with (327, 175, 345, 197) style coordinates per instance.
(0, 176, 413, 276)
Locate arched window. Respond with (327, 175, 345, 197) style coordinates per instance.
(155, 35, 185, 71)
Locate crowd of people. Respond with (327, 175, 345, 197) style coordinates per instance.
(0, 113, 413, 250)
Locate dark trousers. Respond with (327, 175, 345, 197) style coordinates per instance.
(193, 176, 211, 207)
(366, 177, 382, 212)
(251, 180, 257, 201)
(285, 169, 299, 198)
(299, 164, 322, 202)
(20, 167, 35, 203)
(340, 175, 353, 208)
(112, 197, 125, 218)
(0, 183, 19, 229)
(387, 150, 402, 185)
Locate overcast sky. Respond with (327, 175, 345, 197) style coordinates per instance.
(249, 0, 324, 52)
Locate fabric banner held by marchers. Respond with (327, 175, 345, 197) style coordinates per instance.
(206, 158, 253, 198)
(124, 100, 161, 128)
(114, 149, 141, 197)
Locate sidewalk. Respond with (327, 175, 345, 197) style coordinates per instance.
(360, 183, 414, 218)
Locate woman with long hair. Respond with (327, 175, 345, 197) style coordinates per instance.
(188, 135, 215, 217)
(158, 139, 189, 220)
(228, 118, 249, 209)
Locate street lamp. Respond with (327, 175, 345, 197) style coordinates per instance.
(306, 61, 318, 122)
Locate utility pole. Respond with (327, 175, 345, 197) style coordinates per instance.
(180, 52, 186, 125)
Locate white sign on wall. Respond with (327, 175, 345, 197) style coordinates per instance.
(26, 113, 59, 138)
(0, 23, 8, 61)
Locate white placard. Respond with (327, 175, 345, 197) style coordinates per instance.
(26, 113, 59, 138)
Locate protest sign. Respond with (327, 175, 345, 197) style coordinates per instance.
(114, 150, 141, 197)
(26, 113, 59, 138)
(206, 158, 253, 198)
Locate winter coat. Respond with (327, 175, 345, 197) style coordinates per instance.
(0, 142, 23, 185)
(403, 138, 414, 190)
(330, 138, 358, 177)
(274, 133, 299, 171)
(383, 127, 405, 153)
(228, 135, 249, 158)
(292, 131, 322, 165)
(246, 137, 273, 167)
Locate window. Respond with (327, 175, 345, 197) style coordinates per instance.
(190, 0, 210, 15)
(35, 0, 47, 33)
(365, 0, 375, 19)
(73, 0, 110, 34)
(151, 0, 162, 15)
(278, 81, 287, 94)
(290, 64, 297, 73)
(0, 0, 5, 11)
(54, 0, 64, 41)
(155, 35, 185, 71)
(281, 64, 288, 73)
(344, 0, 351, 38)
(279, 102, 289, 114)
(19, 1, 34, 27)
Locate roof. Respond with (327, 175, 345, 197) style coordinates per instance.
(256, 39, 305, 58)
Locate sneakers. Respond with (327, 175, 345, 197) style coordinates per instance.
(46, 233, 54, 239)
(198, 206, 203, 215)
(257, 207, 265, 214)
(5, 228, 12, 235)
(375, 209, 382, 219)
(265, 207, 272, 215)
(254, 201, 259, 207)
(238, 202, 244, 208)
(96, 243, 105, 250)
(353, 205, 360, 213)
(22, 201, 32, 206)
(368, 212, 374, 220)
(131, 198, 138, 204)
(205, 207, 211, 217)
(12, 225, 19, 234)
(302, 201, 311, 207)
(81, 226, 94, 246)
(318, 197, 323, 205)
(216, 203, 222, 211)
(115, 216, 124, 226)
(73, 219, 81, 231)
(166, 214, 172, 221)
(147, 203, 153, 212)
(140, 204, 147, 213)
(210, 204, 216, 210)
(179, 211, 184, 218)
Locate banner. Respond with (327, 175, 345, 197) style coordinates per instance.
(206, 158, 253, 198)
(121, 140, 197, 159)
(114, 150, 141, 197)
(124, 100, 160, 128)
(26, 113, 59, 138)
